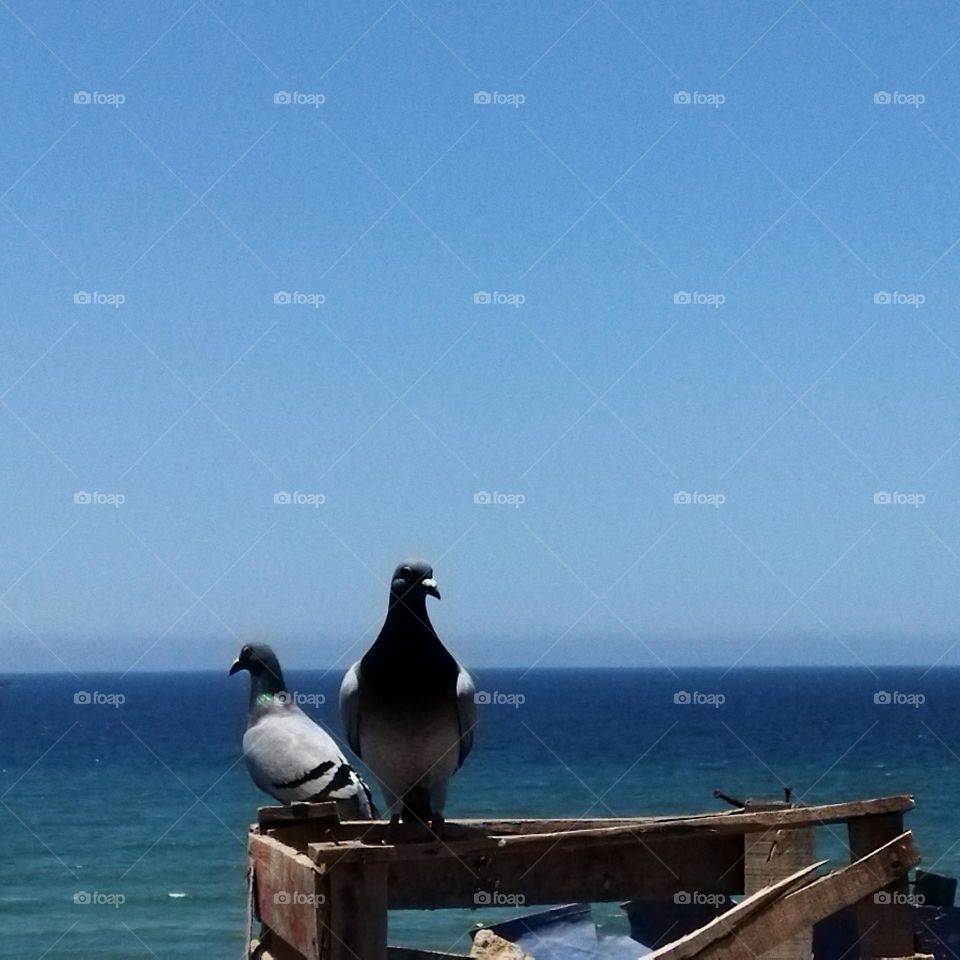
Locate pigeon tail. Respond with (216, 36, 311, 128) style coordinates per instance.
(400, 784, 432, 825)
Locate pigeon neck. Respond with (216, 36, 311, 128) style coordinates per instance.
(249, 667, 286, 709)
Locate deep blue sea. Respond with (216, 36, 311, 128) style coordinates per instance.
(2, 667, 958, 958)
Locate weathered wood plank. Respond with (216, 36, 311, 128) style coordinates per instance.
(849, 812, 915, 959)
(313, 796, 915, 862)
(322, 795, 914, 846)
(644, 859, 826, 960)
(744, 824, 816, 960)
(323, 860, 388, 960)
(649, 832, 919, 960)
(317, 834, 745, 909)
(250, 833, 324, 959)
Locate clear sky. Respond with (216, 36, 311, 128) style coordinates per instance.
(3, 0, 960, 671)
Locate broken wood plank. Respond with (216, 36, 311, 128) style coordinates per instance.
(648, 831, 919, 960)
(645, 859, 826, 960)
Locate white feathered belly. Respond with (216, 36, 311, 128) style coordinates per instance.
(359, 699, 460, 800)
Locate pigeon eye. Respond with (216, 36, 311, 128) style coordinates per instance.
(401, 566, 412, 578)
(241, 645, 251, 658)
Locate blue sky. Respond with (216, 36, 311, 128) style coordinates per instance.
(3, 0, 960, 671)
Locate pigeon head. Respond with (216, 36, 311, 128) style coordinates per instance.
(229, 643, 286, 696)
(390, 559, 440, 606)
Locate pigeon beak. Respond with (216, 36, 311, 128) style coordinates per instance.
(228, 658, 243, 676)
(422, 578, 440, 600)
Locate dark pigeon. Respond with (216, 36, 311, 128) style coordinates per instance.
(339, 560, 476, 833)
(230, 643, 376, 819)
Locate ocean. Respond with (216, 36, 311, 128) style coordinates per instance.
(1, 667, 956, 958)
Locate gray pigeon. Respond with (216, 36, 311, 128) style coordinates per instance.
(339, 560, 476, 832)
(230, 643, 376, 819)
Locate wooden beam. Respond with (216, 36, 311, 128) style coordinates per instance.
(249, 833, 324, 959)
(743, 822, 816, 959)
(326, 795, 914, 845)
(311, 833, 744, 909)
(322, 860, 388, 960)
(849, 813, 915, 959)
(648, 831, 919, 960)
(316, 796, 915, 862)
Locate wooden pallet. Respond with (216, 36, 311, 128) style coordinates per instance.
(245, 794, 920, 960)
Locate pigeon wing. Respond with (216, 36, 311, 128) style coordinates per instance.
(339, 661, 362, 757)
(244, 706, 358, 804)
(455, 666, 477, 767)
